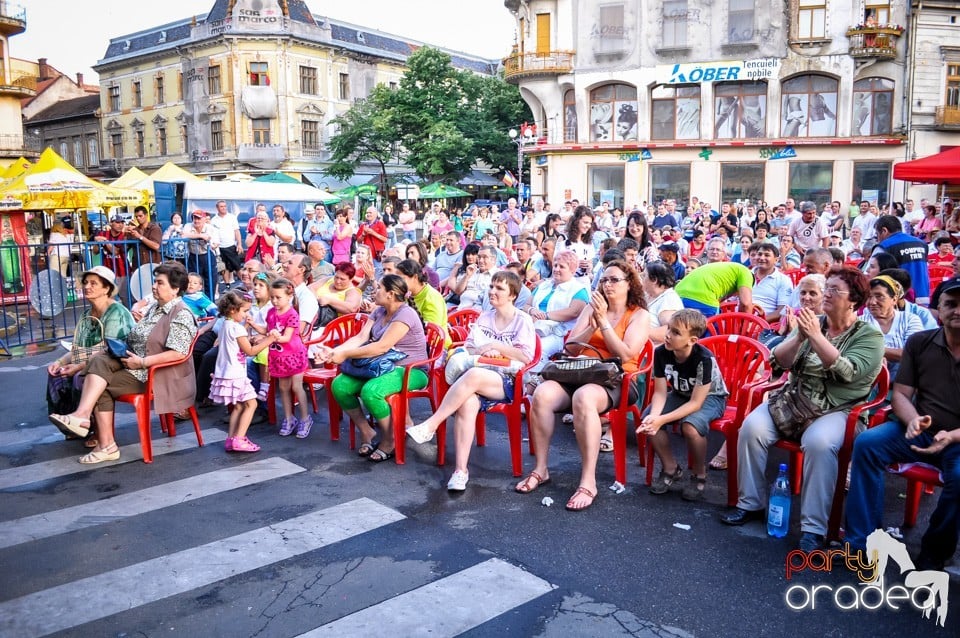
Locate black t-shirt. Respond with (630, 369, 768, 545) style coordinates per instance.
(896, 328, 960, 433)
(653, 343, 728, 399)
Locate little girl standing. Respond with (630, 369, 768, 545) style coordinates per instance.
(249, 271, 277, 400)
(209, 291, 277, 452)
(264, 278, 311, 438)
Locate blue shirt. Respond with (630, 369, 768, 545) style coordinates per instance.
(875, 233, 930, 302)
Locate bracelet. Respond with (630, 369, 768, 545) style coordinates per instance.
(600, 324, 612, 332)
(141, 356, 146, 369)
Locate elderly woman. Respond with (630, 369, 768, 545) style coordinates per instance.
(525, 250, 590, 364)
(518, 259, 650, 511)
(245, 209, 277, 264)
(318, 274, 427, 462)
(406, 271, 535, 491)
(642, 261, 683, 344)
(46, 266, 135, 444)
(404, 241, 441, 289)
(860, 275, 923, 379)
(471, 206, 496, 241)
(48, 261, 198, 464)
(721, 266, 884, 552)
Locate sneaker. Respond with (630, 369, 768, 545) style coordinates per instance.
(649, 466, 683, 495)
(562, 413, 574, 425)
(279, 417, 297, 436)
(447, 470, 469, 491)
(295, 416, 313, 439)
(406, 423, 435, 444)
(231, 436, 261, 453)
(799, 532, 825, 553)
(224, 437, 235, 452)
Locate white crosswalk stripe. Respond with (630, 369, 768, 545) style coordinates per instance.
(0, 456, 305, 549)
(0, 428, 226, 490)
(298, 558, 555, 638)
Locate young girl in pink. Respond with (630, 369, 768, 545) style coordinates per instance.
(209, 291, 277, 452)
(262, 278, 311, 438)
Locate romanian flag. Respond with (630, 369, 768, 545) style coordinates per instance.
(502, 170, 517, 188)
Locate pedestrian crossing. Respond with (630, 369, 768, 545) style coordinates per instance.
(0, 435, 557, 638)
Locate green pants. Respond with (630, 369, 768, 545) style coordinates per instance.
(330, 367, 428, 421)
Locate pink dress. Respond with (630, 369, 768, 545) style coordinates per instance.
(332, 223, 353, 264)
(266, 306, 308, 378)
(209, 319, 257, 405)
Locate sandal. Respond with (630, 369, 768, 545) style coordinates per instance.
(49, 413, 90, 439)
(599, 433, 614, 453)
(515, 471, 551, 494)
(682, 475, 707, 502)
(709, 454, 728, 471)
(357, 442, 377, 457)
(78, 443, 120, 465)
(649, 465, 683, 495)
(368, 448, 395, 463)
(565, 486, 596, 511)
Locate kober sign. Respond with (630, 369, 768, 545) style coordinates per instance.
(658, 58, 782, 84)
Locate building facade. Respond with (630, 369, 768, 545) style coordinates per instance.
(93, 0, 496, 182)
(504, 0, 959, 209)
(0, 2, 38, 166)
(24, 94, 104, 179)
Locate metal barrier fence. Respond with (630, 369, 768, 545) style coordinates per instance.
(0, 238, 219, 354)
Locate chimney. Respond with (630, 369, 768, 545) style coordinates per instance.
(38, 58, 51, 80)
(76, 72, 83, 86)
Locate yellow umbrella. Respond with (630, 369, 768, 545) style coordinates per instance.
(111, 166, 150, 188)
(1, 157, 32, 181)
(0, 148, 146, 210)
(148, 161, 200, 183)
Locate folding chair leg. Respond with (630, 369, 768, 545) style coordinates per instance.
(136, 400, 153, 464)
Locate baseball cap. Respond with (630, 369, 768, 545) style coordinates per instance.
(830, 231, 842, 238)
(110, 214, 124, 223)
(659, 242, 680, 253)
(939, 278, 960, 296)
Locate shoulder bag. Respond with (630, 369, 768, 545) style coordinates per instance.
(339, 348, 406, 380)
(540, 342, 623, 389)
(70, 315, 105, 365)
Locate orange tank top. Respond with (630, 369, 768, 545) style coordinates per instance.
(585, 307, 640, 373)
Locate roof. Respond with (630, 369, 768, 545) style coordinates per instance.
(25, 94, 101, 124)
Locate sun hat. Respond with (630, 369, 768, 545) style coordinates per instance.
(80, 265, 119, 297)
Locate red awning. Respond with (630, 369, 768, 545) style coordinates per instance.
(893, 147, 960, 185)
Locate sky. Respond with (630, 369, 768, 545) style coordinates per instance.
(13, 0, 517, 81)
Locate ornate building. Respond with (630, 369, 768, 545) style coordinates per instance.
(93, 0, 496, 181)
(0, 2, 38, 167)
(503, 0, 958, 208)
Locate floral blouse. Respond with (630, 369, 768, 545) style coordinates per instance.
(125, 297, 197, 382)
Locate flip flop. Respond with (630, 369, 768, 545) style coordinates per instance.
(368, 448, 395, 463)
(565, 486, 596, 512)
(599, 434, 614, 453)
(515, 471, 551, 494)
(709, 455, 728, 471)
(357, 442, 377, 457)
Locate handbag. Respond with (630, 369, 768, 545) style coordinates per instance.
(339, 348, 406, 379)
(104, 337, 129, 359)
(540, 342, 623, 389)
(69, 315, 105, 365)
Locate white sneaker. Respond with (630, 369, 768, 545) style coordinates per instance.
(562, 413, 574, 425)
(406, 423, 434, 444)
(447, 470, 469, 491)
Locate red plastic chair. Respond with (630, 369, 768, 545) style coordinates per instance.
(115, 336, 205, 464)
(705, 312, 771, 340)
(605, 340, 654, 486)
(771, 365, 889, 542)
(719, 301, 766, 319)
(928, 265, 954, 292)
(447, 308, 480, 343)
(644, 336, 773, 506)
(473, 335, 543, 477)
(383, 322, 447, 465)
(782, 269, 806, 286)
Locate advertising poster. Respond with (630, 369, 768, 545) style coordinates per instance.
(0, 208, 32, 305)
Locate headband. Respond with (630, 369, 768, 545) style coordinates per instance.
(870, 275, 904, 300)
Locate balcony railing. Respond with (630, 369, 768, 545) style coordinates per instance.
(0, 2, 26, 35)
(846, 26, 903, 60)
(503, 50, 575, 83)
(0, 71, 36, 97)
(935, 105, 960, 129)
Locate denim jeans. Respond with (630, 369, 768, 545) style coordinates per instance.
(846, 420, 960, 564)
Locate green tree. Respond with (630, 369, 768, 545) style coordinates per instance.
(325, 84, 397, 197)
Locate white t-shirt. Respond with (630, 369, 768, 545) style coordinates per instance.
(294, 282, 319, 329)
(271, 219, 296, 244)
(209, 213, 240, 248)
(214, 319, 247, 380)
(646, 288, 684, 330)
(788, 217, 829, 253)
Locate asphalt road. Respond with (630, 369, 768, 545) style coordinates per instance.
(0, 350, 956, 637)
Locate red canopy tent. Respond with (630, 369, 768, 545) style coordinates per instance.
(893, 146, 960, 185)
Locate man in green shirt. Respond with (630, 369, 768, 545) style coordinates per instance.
(674, 261, 754, 318)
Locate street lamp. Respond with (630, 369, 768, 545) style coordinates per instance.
(508, 123, 535, 206)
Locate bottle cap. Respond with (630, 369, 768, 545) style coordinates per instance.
(778, 463, 788, 471)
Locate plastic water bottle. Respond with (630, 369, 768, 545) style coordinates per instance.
(767, 463, 791, 538)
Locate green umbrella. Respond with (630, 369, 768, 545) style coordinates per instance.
(418, 182, 471, 199)
(254, 172, 301, 183)
(497, 186, 518, 195)
(334, 183, 379, 200)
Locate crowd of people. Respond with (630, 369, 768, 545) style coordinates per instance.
(43, 193, 960, 568)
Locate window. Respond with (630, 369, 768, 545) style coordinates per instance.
(588, 165, 625, 209)
(252, 118, 270, 144)
(111, 133, 123, 159)
(595, 3, 626, 56)
(249, 62, 269, 86)
(132, 80, 142, 107)
(302, 120, 319, 150)
(797, 0, 826, 40)
(781, 74, 838, 137)
(73, 138, 83, 167)
(536, 13, 551, 54)
(663, 0, 688, 49)
(946, 64, 960, 108)
(300, 66, 317, 95)
(853, 162, 890, 206)
(563, 90, 578, 141)
(788, 162, 833, 204)
(59, 140, 68, 158)
(589, 83, 638, 142)
(852, 78, 894, 136)
(135, 130, 144, 158)
(389, 81, 397, 90)
(87, 137, 99, 166)
(865, 0, 890, 26)
(155, 75, 165, 104)
(339, 73, 350, 100)
(178, 72, 183, 100)
(727, 0, 755, 43)
(721, 163, 765, 205)
(109, 85, 121, 111)
(210, 121, 223, 151)
(157, 127, 167, 155)
(180, 125, 188, 153)
(208, 65, 221, 95)
(649, 164, 690, 206)
(651, 84, 700, 140)
(714, 81, 766, 138)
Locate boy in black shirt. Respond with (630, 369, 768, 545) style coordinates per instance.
(638, 309, 729, 501)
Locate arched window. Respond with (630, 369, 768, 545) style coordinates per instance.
(651, 84, 700, 140)
(589, 83, 637, 142)
(563, 90, 577, 142)
(852, 78, 893, 136)
(714, 81, 767, 139)
(780, 74, 838, 138)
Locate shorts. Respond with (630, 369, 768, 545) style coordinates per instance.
(478, 371, 516, 411)
(554, 374, 641, 415)
(219, 246, 243, 273)
(641, 391, 727, 436)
